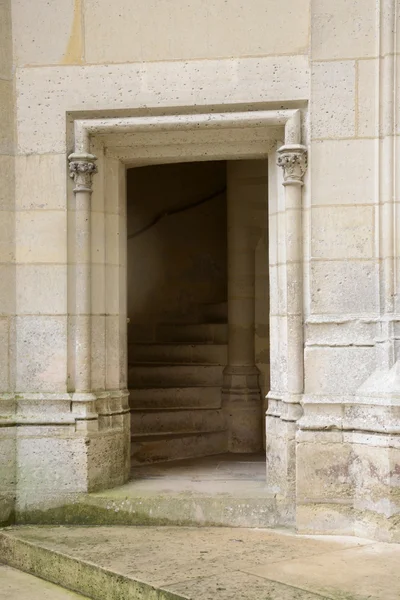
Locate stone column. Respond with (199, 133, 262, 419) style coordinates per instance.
(68, 153, 97, 399)
(222, 161, 264, 453)
(265, 144, 306, 523)
(276, 145, 307, 408)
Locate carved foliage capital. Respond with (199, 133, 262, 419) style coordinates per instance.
(277, 144, 307, 185)
(68, 153, 98, 192)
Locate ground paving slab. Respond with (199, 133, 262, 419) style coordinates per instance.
(0, 565, 90, 600)
(1, 526, 399, 600)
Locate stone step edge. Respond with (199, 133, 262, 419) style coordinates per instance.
(0, 531, 183, 600)
(128, 363, 224, 367)
(129, 386, 222, 392)
(128, 342, 228, 346)
(129, 382, 222, 392)
(130, 406, 222, 412)
(79, 493, 278, 528)
(132, 429, 227, 441)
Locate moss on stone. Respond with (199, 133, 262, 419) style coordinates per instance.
(15, 500, 223, 527)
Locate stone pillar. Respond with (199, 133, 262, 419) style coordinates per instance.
(276, 145, 307, 406)
(266, 143, 307, 524)
(222, 161, 264, 453)
(68, 153, 97, 398)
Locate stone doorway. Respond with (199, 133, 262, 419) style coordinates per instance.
(65, 108, 306, 527)
(126, 159, 269, 471)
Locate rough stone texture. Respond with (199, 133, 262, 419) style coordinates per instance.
(0, 0, 16, 526)
(1, 526, 399, 600)
(0, 0, 399, 544)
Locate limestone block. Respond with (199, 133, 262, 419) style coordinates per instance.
(91, 264, 105, 316)
(351, 441, 400, 541)
(268, 214, 278, 264)
(311, 61, 355, 139)
(12, 0, 81, 66)
(304, 346, 376, 395)
(87, 425, 130, 491)
(311, 206, 374, 260)
(0, 265, 15, 316)
(265, 417, 296, 521)
(311, 139, 376, 205)
(0, 0, 12, 78)
(299, 401, 344, 432)
(311, 0, 376, 60)
(296, 435, 354, 536)
(105, 265, 120, 315)
(0, 210, 14, 263)
(305, 319, 375, 347)
(84, 0, 309, 64)
(91, 211, 105, 264)
(105, 214, 121, 266)
(357, 59, 379, 138)
(297, 438, 353, 501)
(397, 58, 400, 135)
(91, 315, 106, 391)
(296, 503, 354, 537)
(16, 265, 67, 315)
(0, 80, 13, 154)
(269, 316, 287, 392)
(15, 316, 67, 393)
(105, 158, 122, 215)
(15, 154, 67, 210)
(267, 267, 278, 316)
(105, 316, 125, 390)
(344, 403, 400, 436)
(0, 426, 16, 525)
(310, 260, 377, 314)
(0, 318, 9, 391)
(16, 55, 308, 154)
(16, 211, 67, 264)
(16, 426, 89, 511)
(0, 156, 15, 212)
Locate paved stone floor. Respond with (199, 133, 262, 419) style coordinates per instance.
(1, 525, 400, 599)
(0, 565, 89, 599)
(129, 452, 267, 493)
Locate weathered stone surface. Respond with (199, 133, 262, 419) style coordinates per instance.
(1, 526, 398, 600)
(1, 0, 399, 545)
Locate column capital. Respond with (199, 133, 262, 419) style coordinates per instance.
(68, 153, 97, 193)
(277, 144, 307, 185)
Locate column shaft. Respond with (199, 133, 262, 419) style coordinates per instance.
(68, 153, 97, 394)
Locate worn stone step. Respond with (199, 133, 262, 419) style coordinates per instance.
(129, 342, 227, 365)
(129, 386, 222, 409)
(131, 407, 225, 435)
(128, 364, 224, 388)
(0, 530, 183, 600)
(131, 430, 228, 464)
(156, 323, 228, 343)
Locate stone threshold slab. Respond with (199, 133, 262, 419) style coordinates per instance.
(14, 490, 278, 527)
(1, 526, 399, 600)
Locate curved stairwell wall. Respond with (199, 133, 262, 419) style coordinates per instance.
(127, 162, 229, 464)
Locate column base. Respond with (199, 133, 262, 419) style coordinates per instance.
(222, 366, 263, 453)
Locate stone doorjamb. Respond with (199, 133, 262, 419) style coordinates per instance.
(67, 108, 308, 504)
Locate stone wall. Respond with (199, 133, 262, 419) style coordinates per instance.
(296, 0, 400, 541)
(1, 0, 398, 540)
(0, 0, 16, 525)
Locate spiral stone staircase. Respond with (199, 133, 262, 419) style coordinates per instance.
(128, 302, 229, 465)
